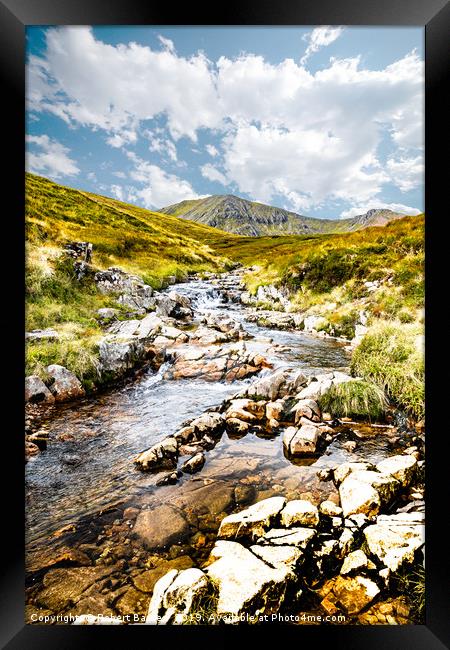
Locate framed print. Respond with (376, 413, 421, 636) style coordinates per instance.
(1, 0, 449, 647)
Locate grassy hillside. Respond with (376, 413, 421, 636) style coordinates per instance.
(25, 173, 238, 383)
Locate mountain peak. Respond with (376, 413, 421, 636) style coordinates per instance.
(158, 195, 410, 237)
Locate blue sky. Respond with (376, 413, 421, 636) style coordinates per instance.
(26, 26, 424, 219)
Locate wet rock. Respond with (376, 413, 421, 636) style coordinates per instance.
(364, 512, 425, 573)
(165, 345, 266, 383)
(225, 398, 266, 422)
(190, 412, 225, 439)
(242, 368, 293, 401)
(25, 440, 41, 460)
(132, 505, 189, 550)
(357, 596, 411, 625)
(283, 424, 320, 456)
(226, 418, 251, 436)
(34, 566, 116, 611)
(280, 500, 319, 528)
(45, 365, 85, 402)
(171, 480, 235, 516)
(218, 496, 286, 540)
(114, 586, 150, 617)
(206, 540, 292, 618)
(234, 484, 256, 506)
(156, 472, 180, 486)
(339, 476, 381, 519)
(135, 437, 178, 472)
(181, 452, 205, 474)
(155, 292, 193, 320)
(376, 455, 417, 487)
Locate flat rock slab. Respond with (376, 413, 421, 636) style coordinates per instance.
(133, 505, 189, 549)
(364, 512, 425, 572)
(259, 527, 316, 549)
(206, 541, 291, 617)
(218, 496, 286, 540)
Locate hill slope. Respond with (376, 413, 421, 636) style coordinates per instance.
(159, 194, 409, 236)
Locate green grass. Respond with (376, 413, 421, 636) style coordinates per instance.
(318, 380, 388, 421)
(394, 563, 425, 624)
(350, 321, 424, 420)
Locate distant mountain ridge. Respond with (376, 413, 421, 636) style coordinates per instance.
(158, 194, 410, 236)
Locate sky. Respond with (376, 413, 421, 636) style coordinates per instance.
(26, 26, 424, 219)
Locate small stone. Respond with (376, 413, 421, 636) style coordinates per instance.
(280, 500, 319, 528)
(340, 550, 369, 575)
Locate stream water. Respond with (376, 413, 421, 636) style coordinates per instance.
(25, 277, 409, 620)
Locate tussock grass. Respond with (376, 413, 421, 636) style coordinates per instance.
(350, 321, 424, 420)
(318, 380, 388, 421)
(394, 563, 425, 624)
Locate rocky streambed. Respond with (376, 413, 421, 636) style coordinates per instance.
(25, 271, 424, 625)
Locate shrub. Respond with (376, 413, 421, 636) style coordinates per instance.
(350, 321, 424, 420)
(318, 380, 388, 421)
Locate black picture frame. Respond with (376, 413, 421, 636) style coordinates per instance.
(1, 0, 448, 647)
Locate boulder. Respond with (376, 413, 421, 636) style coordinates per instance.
(25, 375, 55, 404)
(243, 369, 292, 401)
(340, 550, 369, 575)
(319, 501, 343, 517)
(280, 500, 319, 528)
(181, 452, 205, 474)
(134, 437, 178, 472)
(133, 505, 189, 550)
(348, 470, 400, 505)
(364, 512, 425, 573)
(146, 568, 210, 625)
(339, 476, 381, 519)
(292, 399, 321, 424)
(333, 462, 373, 486)
(218, 497, 286, 540)
(95, 267, 155, 311)
(45, 365, 85, 402)
(376, 455, 417, 487)
(283, 424, 320, 456)
(206, 541, 292, 618)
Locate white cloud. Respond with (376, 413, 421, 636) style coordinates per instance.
(158, 35, 175, 53)
(340, 201, 422, 219)
(110, 184, 124, 201)
(28, 27, 220, 142)
(206, 144, 219, 157)
(200, 163, 227, 185)
(386, 155, 423, 192)
(26, 134, 80, 179)
(112, 170, 126, 179)
(145, 131, 178, 161)
(301, 26, 344, 64)
(127, 152, 200, 208)
(27, 28, 424, 212)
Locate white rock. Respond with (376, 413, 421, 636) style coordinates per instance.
(333, 462, 372, 486)
(206, 541, 291, 618)
(376, 455, 417, 487)
(364, 512, 425, 573)
(218, 497, 286, 540)
(349, 470, 399, 504)
(339, 476, 381, 518)
(319, 501, 343, 517)
(259, 527, 316, 549)
(146, 569, 178, 624)
(250, 545, 303, 572)
(280, 500, 319, 528)
(340, 550, 369, 575)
